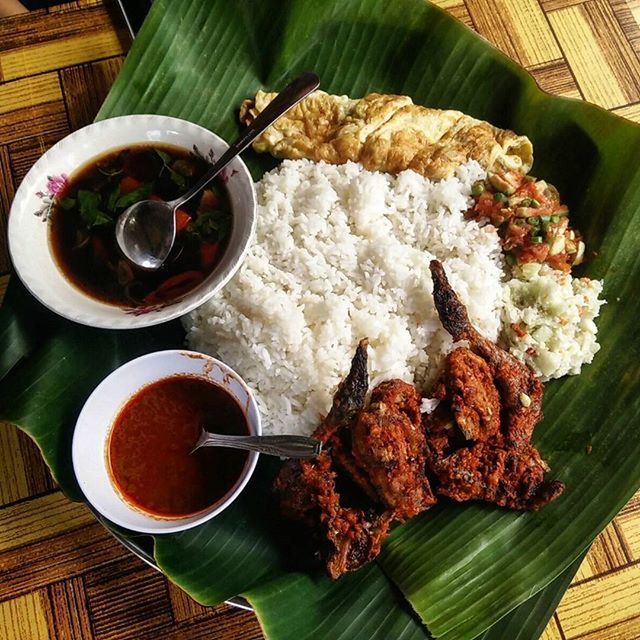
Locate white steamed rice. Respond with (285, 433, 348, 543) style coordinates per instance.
(185, 159, 505, 435)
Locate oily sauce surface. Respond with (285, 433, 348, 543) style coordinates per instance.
(108, 375, 248, 518)
(50, 143, 232, 307)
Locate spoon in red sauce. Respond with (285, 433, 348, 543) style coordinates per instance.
(191, 428, 322, 459)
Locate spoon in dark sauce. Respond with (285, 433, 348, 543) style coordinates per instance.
(191, 428, 322, 459)
(116, 71, 321, 270)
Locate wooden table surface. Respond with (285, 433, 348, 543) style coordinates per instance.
(1, 1, 639, 639)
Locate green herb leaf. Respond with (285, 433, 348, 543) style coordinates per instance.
(77, 189, 112, 228)
(155, 149, 172, 164)
(106, 184, 121, 212)
(155, 149, 188, 188)
(193, 210, 231, 241)
(58, 197, 76, 210)
(168, 168, 187, 188)
(115, 184, 152, 209)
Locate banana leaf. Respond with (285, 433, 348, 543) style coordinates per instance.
(0, 272, 587, 640)
(2, 0, 640, 638)
(475, 550, 586, 640)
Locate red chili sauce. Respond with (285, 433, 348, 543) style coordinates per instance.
(108, 375, 249, 518)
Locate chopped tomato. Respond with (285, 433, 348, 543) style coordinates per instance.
(519, 243, 550, 264)
(546, 253, 571, 272)
(468, 171, 582, 272)
(175, 208, 191, 233)
(502, 221, 530, 250)
(200, 242, 220, 270)
(143, 271, 204, 304)
(119, 176, 144, 194)
(473, 192, 500, 218)
(516, 180, 539, 200)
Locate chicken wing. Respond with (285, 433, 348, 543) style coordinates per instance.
(430, 260, 542, 447)
(274, 339, 394, 579)
(425, 260, 564, 511)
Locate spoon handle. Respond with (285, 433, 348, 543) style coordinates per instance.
(193, 432, 322, 459)
(171, 71, 320, 210)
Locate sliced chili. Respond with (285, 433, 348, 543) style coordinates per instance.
(143, 271, 204, 304)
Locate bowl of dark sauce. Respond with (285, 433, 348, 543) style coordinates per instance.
(72, 350, 261, 534)
(8, 115, 256, 329)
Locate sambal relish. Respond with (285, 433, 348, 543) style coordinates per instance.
(467, 171, 585, 272)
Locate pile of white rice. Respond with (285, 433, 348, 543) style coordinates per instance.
(185, 159, 505, 434)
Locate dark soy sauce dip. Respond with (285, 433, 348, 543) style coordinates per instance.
(108, 375, 249, 518)
(50, 143, 232, 307)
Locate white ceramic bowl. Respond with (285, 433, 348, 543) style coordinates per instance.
(72, 350, 261, 534)
(8, 115, 256, 329)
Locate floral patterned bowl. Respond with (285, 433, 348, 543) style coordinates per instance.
(8, 115, 256, 329)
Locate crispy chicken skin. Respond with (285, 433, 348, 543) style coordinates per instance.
(442, 348, 501, 442)
(274, 452, 392, 579)
(425, 260, 564, 511)
(352, 380, 436, 521)
(432, 443, 564, 511)
(324, 508, 393, 580)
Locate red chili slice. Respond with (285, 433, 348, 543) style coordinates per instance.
(91, 236, 108, 263)
(143, 271, 204, 305)
(175, 209, 191, 233)
(119, 176, 144, 194)
(200, 241, 220, 271)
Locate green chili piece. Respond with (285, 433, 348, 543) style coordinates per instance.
(471, 181, 485, 197)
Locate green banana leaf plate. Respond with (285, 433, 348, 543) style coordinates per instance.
(2, 0, 640, 638)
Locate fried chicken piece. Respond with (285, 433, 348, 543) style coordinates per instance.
(431, 443, 565, 511)
(430, 260, 542, 448)
(274, 450, 336, 528)
(274, 339, 394, 579)
(327, 428, 380, 503)
(444, 347, 501, 442)
(274, 452, 392, 578)
(352, 380, 436, 521)
(425, 260, 564, 510)
(324, 508, 393, 580)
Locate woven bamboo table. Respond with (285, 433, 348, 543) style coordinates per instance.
(0, 1, 639, 638)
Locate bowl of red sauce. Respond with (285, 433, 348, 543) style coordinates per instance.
(72, 350, 261, 533)
(8, 115, 256, 329)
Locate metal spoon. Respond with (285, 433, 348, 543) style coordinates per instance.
(115, 71, 320, 270)
(191, 428, 322, 459)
